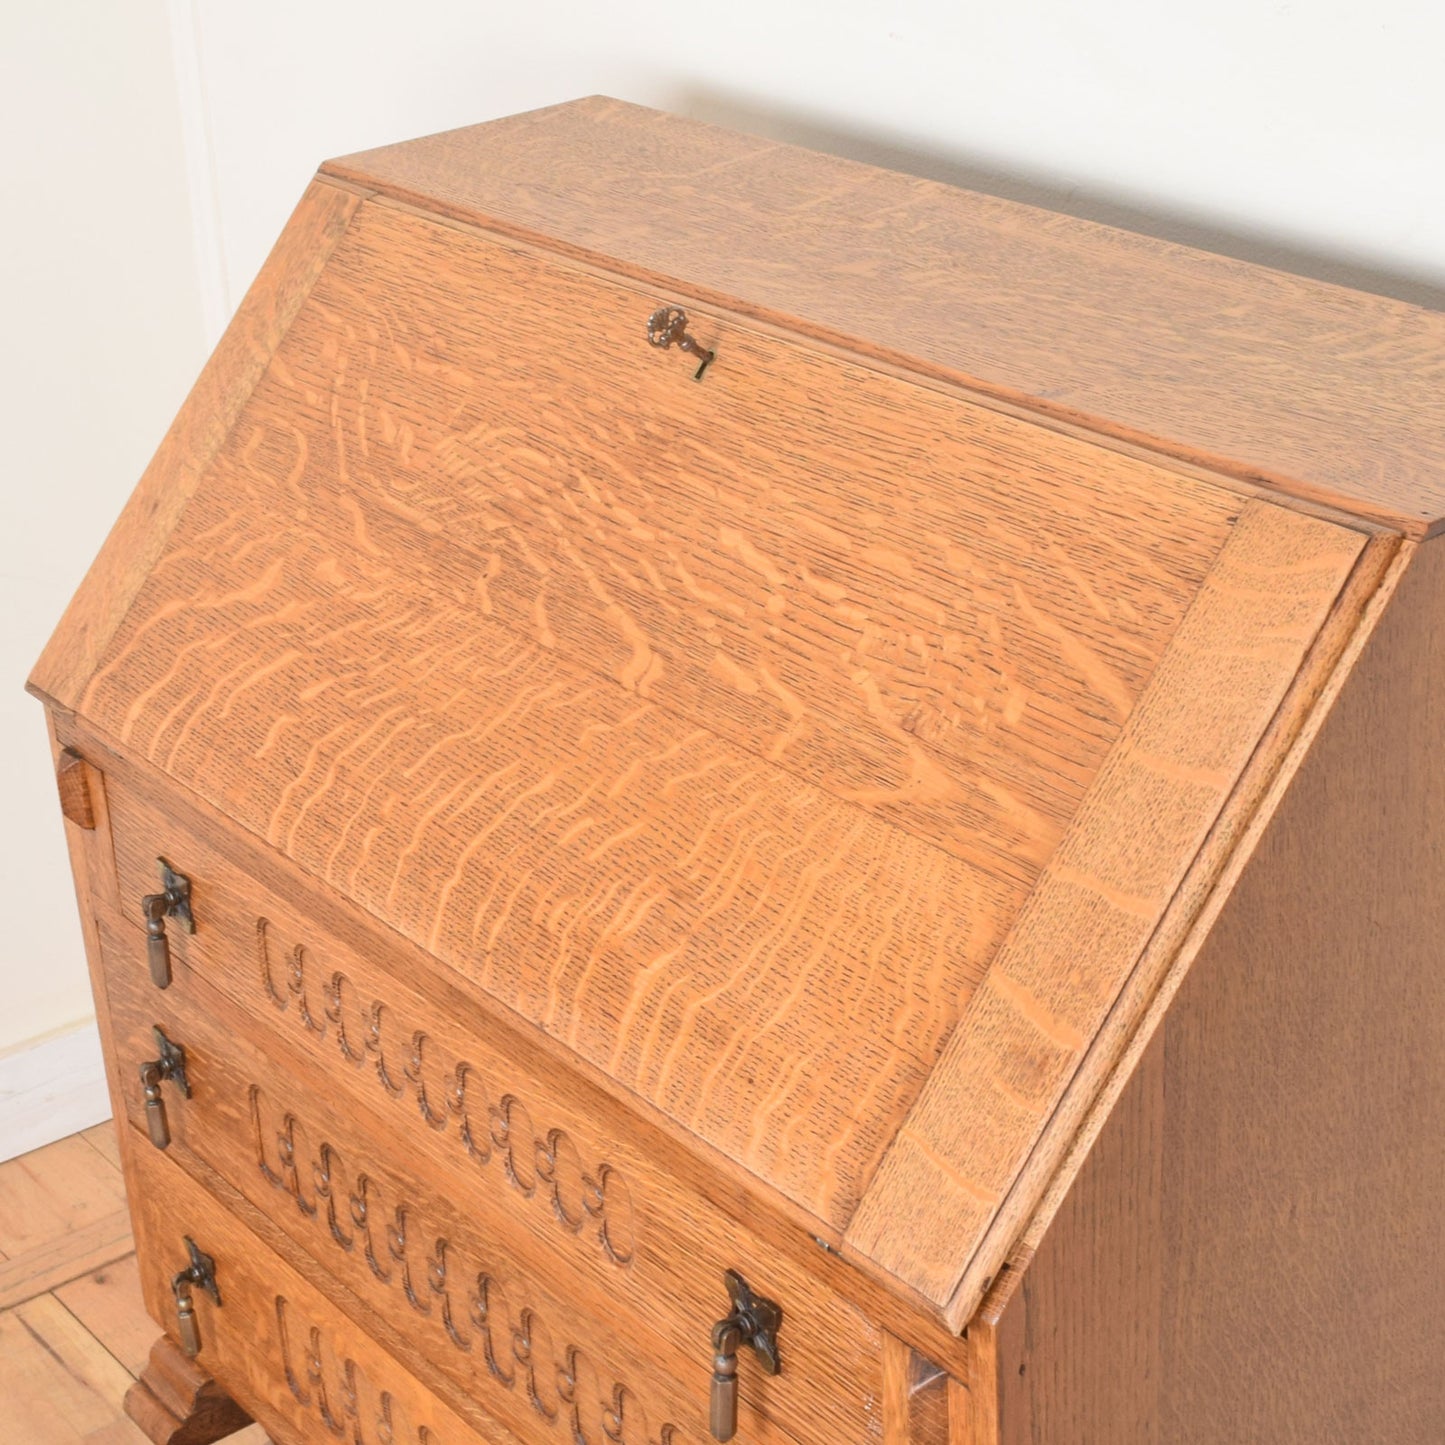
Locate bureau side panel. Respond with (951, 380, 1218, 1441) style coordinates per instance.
(990, 535, 1445, 1443)
(28, 180, 359, 711)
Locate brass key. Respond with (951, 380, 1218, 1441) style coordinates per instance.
(646, 305, 716, 380)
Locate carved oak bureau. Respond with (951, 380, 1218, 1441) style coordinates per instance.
(30, 97, 1445, 1445)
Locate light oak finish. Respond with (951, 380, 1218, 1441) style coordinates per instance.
(52, 709, 976, 1378)
(64, 198, 1242, 1233)
(848, 503, 1372, 1323)
(124, 1340, 254, 1445)
(93, 888, 878, 1444)
(29, 98, 1445, 1442)
(974, 534, 1445, 1442)
(326, 97, 1445, 537)
(29, 180, 359, 713)
(126, 1141, 509, 1445)
(57, 745, 98, 829)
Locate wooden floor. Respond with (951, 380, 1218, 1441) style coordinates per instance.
(0, 1121, 271, 1444)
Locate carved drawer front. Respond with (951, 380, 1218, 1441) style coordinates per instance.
(97, 777, 893, 1444)
(127, 1136, 514, 1444)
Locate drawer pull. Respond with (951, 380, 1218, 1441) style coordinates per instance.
(708, 1269, 782, 1442)
(647, 305, 715, 380)
(171, 1236, 221, 1358)
(140, 857, 194, 989)
(139, 1026, 191, 1149)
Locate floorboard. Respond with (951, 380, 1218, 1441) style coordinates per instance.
(0, 1123, 271, 1444)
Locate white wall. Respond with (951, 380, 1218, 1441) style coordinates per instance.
(3, 0, 1441, 1150)
(0, 5, 205, 1089)
(191, 0, 1445, 328)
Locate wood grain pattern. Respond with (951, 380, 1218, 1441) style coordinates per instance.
(983, 525, 1405, 1296)
(34, 96, 1445, 1443)
(124, 1338, 253, 1445)
(58, 715, 977, 1380)
(0, 1291, 151, 1443)
(0, 1125, 272, 1445)
(848, 503, 1369, 1325)
(57, 745, 97, 828)
(56, 1254, 164, 1380)
(126, 1139, 513, 1445)
(881, 1335, 954, 1444)
(27, 179, 359, 712)
(325, 97, 1445, 536)
(271, 203, 1238, 881)
(97, 910, 874, 1445)
(41, 721, 141, 1202)
(983, 535, 1445, 1442)
(66, 194, 1246, 1232)
(985, 1041, 1166, 1444)
(0, 1207, 134, 1311)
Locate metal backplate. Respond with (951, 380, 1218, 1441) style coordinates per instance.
(157, 857, 194, 934)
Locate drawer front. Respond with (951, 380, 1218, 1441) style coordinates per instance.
(98, 780, 889, 1443)
(127, 1135, 513, 1445)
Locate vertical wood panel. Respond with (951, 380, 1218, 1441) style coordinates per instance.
(848, 503, 1369, 1324)
(989, 536, 1445, 1441)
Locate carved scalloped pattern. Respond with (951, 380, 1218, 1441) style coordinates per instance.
(253, 1086, 687, 1445)
(256, 914, 635, 1265)
(275, 1293, 442, 1443)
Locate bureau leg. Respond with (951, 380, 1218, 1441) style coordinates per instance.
(124, 1336, 255, 1445)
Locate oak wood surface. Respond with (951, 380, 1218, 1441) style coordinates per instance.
(58, 745, 98, 829)
(30, 95, 1445, 1444)
(848, 503, 1371, 1325)
(29, 181, 358, 712)
(43, 721, 126, 1131)
(64, 197, 1242, 1234)
(976, 524, 1407, 1312)
(983, 533, 1445, 1442)
(324, 97, 1445, 536)
(95, 901, 878, 1445)
(124, 1338, 254, 1445)
(881, 1335, 958, 1444)
(55, 711, 977, 1379)
(989, 1040, 1166, 1444)
(126, 1137, 514, 1445)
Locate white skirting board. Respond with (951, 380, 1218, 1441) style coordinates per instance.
(0, 1022, 111, 1164)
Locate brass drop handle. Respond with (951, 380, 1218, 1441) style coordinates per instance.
(647, 305, 715, 380)
(708, 1270, 782, 1442)
(172, 1236, 220, 1358)
(140, 857, 193, 988)
(138, 1026, 191, 1149)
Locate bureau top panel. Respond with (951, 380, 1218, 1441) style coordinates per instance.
(325, 96, 1445, 538)
(33, 138, 1379, 1332)
(58, 189, 1240, 1218)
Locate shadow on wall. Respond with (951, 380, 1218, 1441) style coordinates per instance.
(669, 88, 1445, 316)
